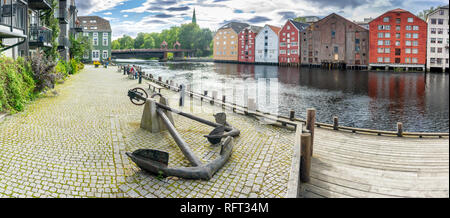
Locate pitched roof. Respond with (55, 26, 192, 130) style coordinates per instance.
(289, 20, 310, 32)
(427, 5, 449, 19)
(267, 25, 281, 35)
(218, 22, 250, 33)
(245, 25, 263, 34)
(316, 13, 369, 32)
(78, 16, 112, 32)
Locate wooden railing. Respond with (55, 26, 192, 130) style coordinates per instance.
(137, 71, 449, 139)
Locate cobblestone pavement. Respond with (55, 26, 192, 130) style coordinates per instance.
(0, 65, 295, 198)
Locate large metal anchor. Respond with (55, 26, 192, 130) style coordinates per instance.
(126, 88, 240, 180)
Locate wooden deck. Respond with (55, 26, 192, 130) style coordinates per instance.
(299, 128, 449, 198)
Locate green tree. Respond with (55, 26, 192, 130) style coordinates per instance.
(417, 6, 437, 20)
(293, 17, 307, 23)
(141, 34, 155, 49)
(69, 35, 91, 61)
(118, 35, 134, 49)
(134, 33, 146, 49)
(112, 40, 121, 50)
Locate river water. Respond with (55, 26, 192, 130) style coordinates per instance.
(116, 59, 449, 132)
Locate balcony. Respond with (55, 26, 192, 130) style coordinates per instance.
(28, 0, 52, 10)
(57, 36, 70, 50)
(29, 24, 52, 48)
(57, 8, 69, 24)
(0, 0, 27, 38)
(69, 4, 76, 12)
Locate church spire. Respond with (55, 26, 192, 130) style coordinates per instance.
(192, 8, 197, 24)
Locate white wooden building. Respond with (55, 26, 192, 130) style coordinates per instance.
(255, 25, 281, 64)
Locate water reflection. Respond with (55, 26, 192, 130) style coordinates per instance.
(118, 60, 448, 132)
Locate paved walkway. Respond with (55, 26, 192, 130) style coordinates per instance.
(0, 65, 294, 198)
(0, 65, 448, 198)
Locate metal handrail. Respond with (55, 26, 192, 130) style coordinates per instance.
(0, 0, 26, 31)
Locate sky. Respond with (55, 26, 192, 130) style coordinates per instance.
(75, 0, 448, 40)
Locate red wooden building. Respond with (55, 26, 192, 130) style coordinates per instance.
(278, 19, 309, 66)
(368, 8, 427, 70)
(238, 26, 263, 63)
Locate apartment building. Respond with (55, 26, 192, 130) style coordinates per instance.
(369, 8, 427, 70)
(79, 16, 112, 63)
(426, 5, 449, 72)
(278, 19, 309, 65)
(238, 25, 263, 63)
(300, 13, 369, 67)
(213, 22, 249, 62)
(255, 25, 281, 64)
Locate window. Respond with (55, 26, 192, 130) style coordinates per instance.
(280, 50, 286, 54)
(385, 48, 390, 53)
(102, 33, 108, 46)
(334, 46, 338, 53)
(405, 57, 410, 63)
(437, 38, 443, 43)
(396, 25, 401, 31)
(102, 51, 108, 59)
(82, 20, 87, 23)
(413, 26, 419, 30)
(431, 19, 436, 24)
(412, 33, 418, 39)
(430, 58, 435, 63)
(92, 50, 100, 60)
(405, 25, 412, 30)
(90, 20, 97, 23)
(280, 42, 286, 46)
(93, 37, 98, 46)
(396, 18, 401, 24)
(431, 28, 436, 34)
(377, 57, 383, 62)
(385, 40, 390, 45)
(378, 33, 384, 38)
(405, 40, 411, 46)
(405, 33, 411, 38)
(378, 47, 384, 53)
(431, 38, 436, 43)
(438, 19, 443, 24)
(412, 58, 418, 63)
(291, 50, 297, 54)
(405, 48, 411, 54)
(291, 42, 297, 46)
(331, 30, 336, 37)
(83, 32, 89, 37)
(407, 17, 413, 23)
(437, 48, 442, 53)
(437, 28, 443, 34)
(412, 48, 418, 54)
(90, 26, 97, 30)
(395, 48, 401, 55)
(385, 33, 390, 38)
(395, 41, 400, 46)
(287, 25, 290, 30)
(385, 25, 391, 30)
(412, 41, 418, 46)
(396, 33, 400, 39)
(431, 47, 436, 53)
(439, 10, 444, 15)
(383, 17, 390, 22)
(384, 57, 390, 63)
(378, 40, 383, 45)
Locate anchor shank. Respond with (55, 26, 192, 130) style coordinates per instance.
(156, 108, 203, 167)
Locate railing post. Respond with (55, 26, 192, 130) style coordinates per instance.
(306, 108, 316, 156)
(300, 132, 312, 183)
(211, 91, 217, 104)
(289, 110, 295, 121)
(179, 84, 185, 107)
(333, 116, 339, 130)
(397, 122, 403, 137)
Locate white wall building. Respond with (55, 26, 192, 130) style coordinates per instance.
(255, 25, 281, 64)
(426, 5, 449, 72)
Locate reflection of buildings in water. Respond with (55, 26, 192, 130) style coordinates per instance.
(367, 72, 427, 121)
(295, 68, 369, 93)
(425, 74, 449, 113)
(254, 65, 278, 79)
(277, 67, 300, 85)
(236, 64, 255, 79)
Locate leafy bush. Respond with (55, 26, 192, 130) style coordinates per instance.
(29, 52, 61, 92)
(0, 56, 36, 112)
(55, 60, 68, 78)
